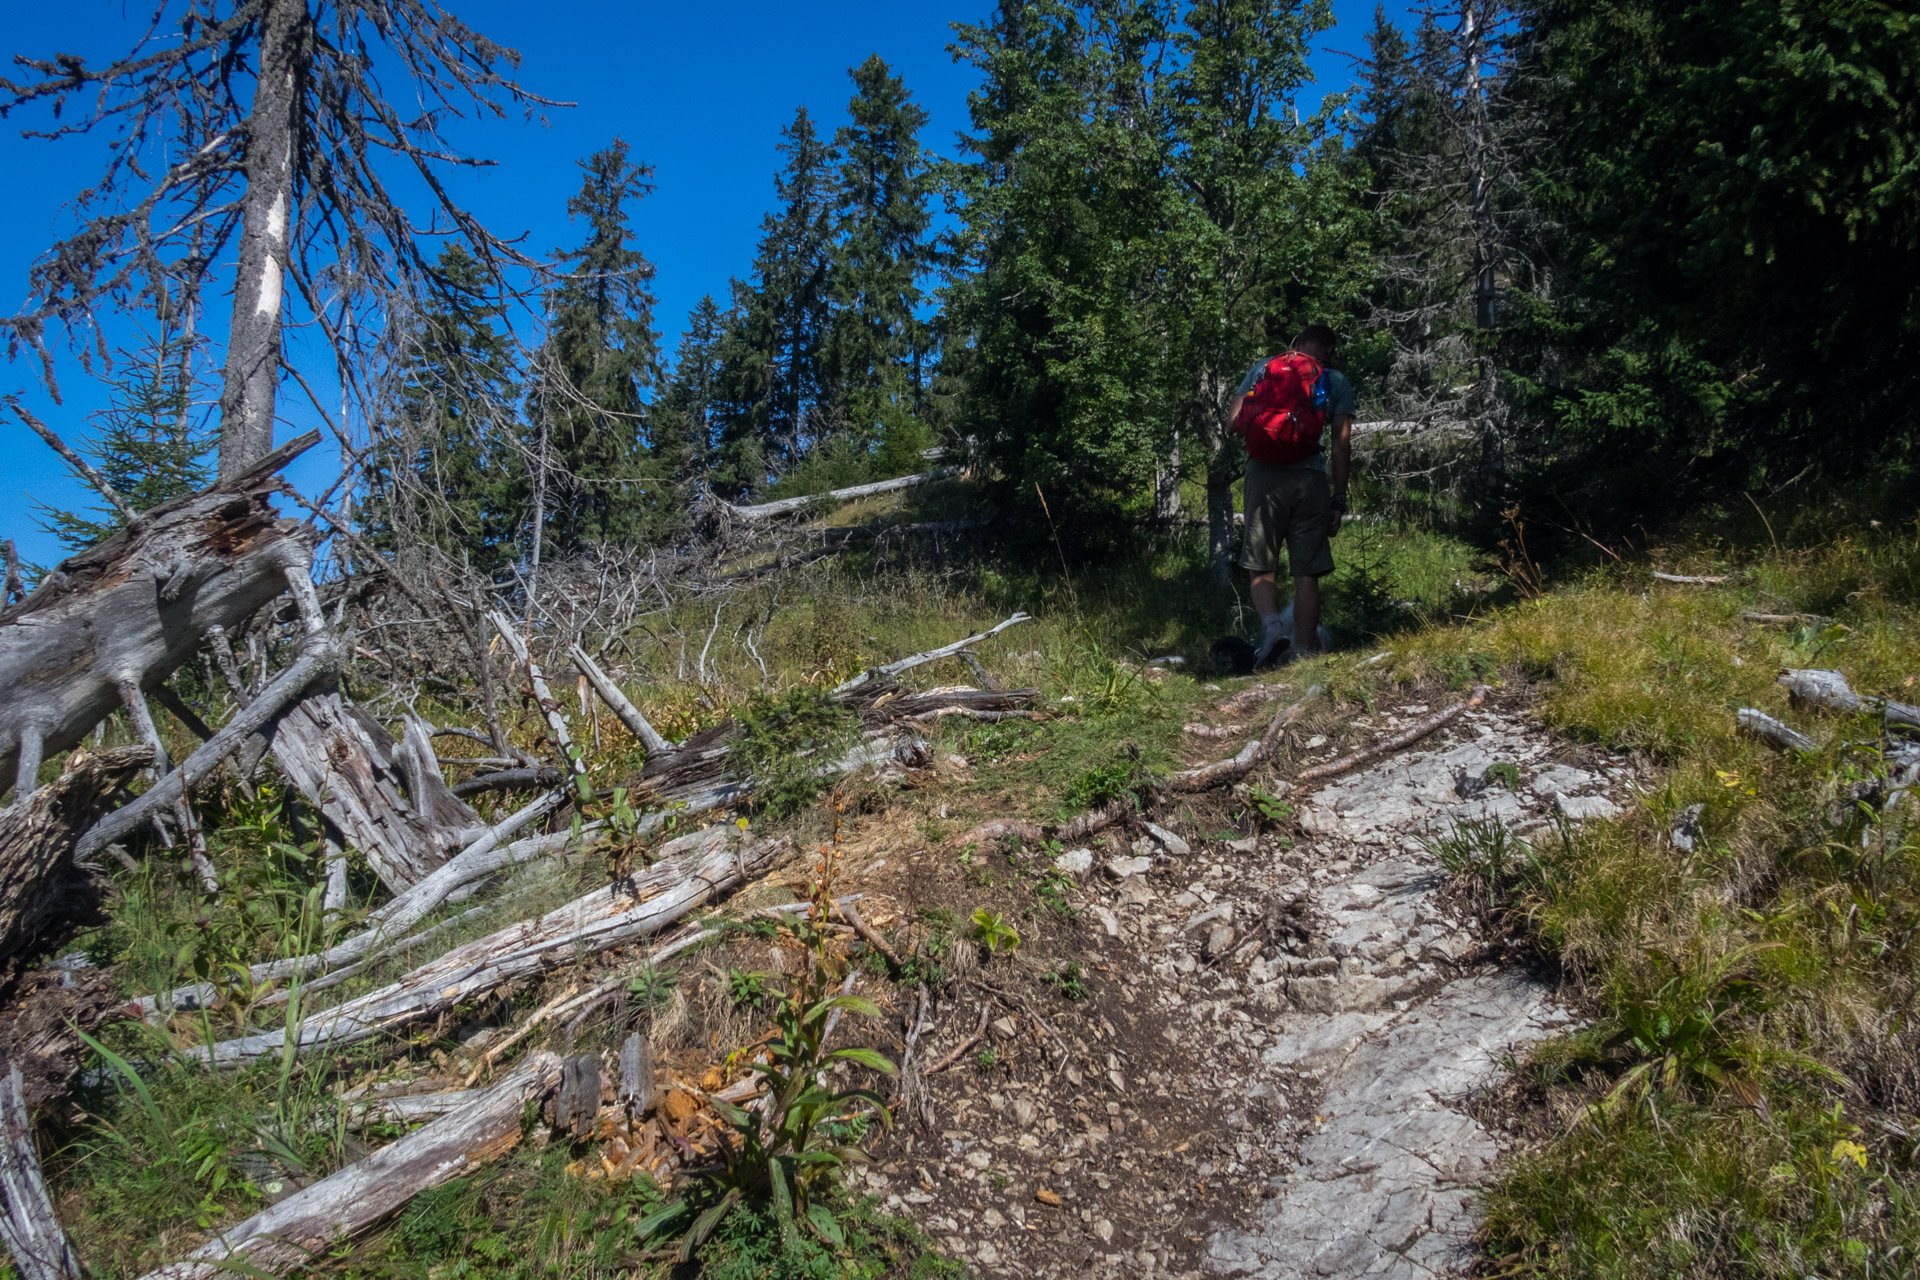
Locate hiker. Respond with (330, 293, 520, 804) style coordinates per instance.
(1227, 323, 1355, 668)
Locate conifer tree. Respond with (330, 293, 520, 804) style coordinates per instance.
(365, 243, 523, 577)
(830, 54, 934, 475)
(944, 0, 1183, 536)
(527, 139, 671, 552)
(653, 294, 728, 486)
(714, 109, 841, 495)
(37, 324, 212, 552)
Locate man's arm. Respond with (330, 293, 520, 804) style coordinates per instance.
(1328, 414, 1354, 532)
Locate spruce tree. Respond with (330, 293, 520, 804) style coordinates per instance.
(366, 243, 523, 577)
(653, 294, 728, 486)
(527, 139, 671, 552)
(713, 109, 841, 496)
(830, 54, 934, 476)
(37, 325, 212, 552)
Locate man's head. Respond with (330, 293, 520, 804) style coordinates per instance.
(1291, 323, 1338, 363)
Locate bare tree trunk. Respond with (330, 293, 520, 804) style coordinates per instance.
(1155, 429, 1182, 522)
(217, 0, 310, 478)
(1460, 0, 1497, 331)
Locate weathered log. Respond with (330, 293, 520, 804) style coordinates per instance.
(726, 467, 959, 520)
(1780, 668, 1920, 731)
(450, 766, 568, 798)
(1289, 685, 1490, 788)
(192, 833, 796, 1065)
(135, 1052, 562, 1280)
(262, 693, 483, 893)
(1, 433, 321, 800)
(569, 643, 671, 754)
(0, 747, 151, 999)
(1651, 571, 1728, 585)
(1169, 686, 1326, 792)
(0, 1062, 81, 1280)
(1738, 708, 1818, 755)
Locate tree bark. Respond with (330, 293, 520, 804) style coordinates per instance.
(261, 693, 482, 893)
(0, 748, 151, 1002)
(1206, 447, 1239, 589)
(217, 0, 310, 478)
(0, 431, 321, 806)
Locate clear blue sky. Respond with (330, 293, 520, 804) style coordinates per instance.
(0, 0, 1406, 570)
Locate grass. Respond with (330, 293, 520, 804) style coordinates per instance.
(30, 459, 1920, 1279)
(1338, 521, 1920, 1279)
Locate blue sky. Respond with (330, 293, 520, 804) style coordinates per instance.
(0, 0, 1406, 569)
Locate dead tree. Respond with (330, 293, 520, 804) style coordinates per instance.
(0, 0, 565, 477)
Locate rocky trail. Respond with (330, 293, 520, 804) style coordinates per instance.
(858, 683, 1637, 1279)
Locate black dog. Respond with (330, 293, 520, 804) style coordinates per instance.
(1209, 636, 1257, 676)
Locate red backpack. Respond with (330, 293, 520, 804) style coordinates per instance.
(1234, 350, 1328, 465)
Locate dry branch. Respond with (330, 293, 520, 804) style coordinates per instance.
(0, 1063, 81, 1280)
(569, 643, 671, 754)
(192, 832, 796, 1066)
(1780, 669, 1920, 731)
(1, 431, 322, 804)
(1738, 709, 1818, 755)
(926, 1003, 991, 1075)
(1651, 571, 1727, 585)
(831, 614, 1033, 700)
(1288, 685, 1490, 789)
(136, 1053, 563, 1280)
(1170, 686, 1326, 792)
(490, 612, 587, 783)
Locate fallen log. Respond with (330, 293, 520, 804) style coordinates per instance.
(0, 747, 150, 1000)
(261, 694, 484, 893)
(955, 799, 1135, 850)
(0, 1062, 80, 1280)
(831, 613, 1033, 701)
(191, 832, 796, 1065)
(1170, 686, 1326, 792)
(1737, 708, 1818, 755)
(1651, 571, 1728, 585)
(74, 632, 345, 864)
(135, 1052, 562, 1280)
(726, 467, 960, 520)
(1288, 685, 1490, 789)
(1779, 668, 1920, 731)
(1, 431, 322, 805)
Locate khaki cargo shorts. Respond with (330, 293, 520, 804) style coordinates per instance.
(1240, 458, 1335, 578)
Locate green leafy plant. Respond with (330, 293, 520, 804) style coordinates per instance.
(638, 880, 895, 1261)
(627, 965, 679, 1012)
(1245, 788, 1294, 828)
(726, 968, 773, 1008)
(973, 1048, 1000, 1072)
(1484, 761, 1522, 789)
(1043, 961, 1088, 1000)
(729, 687, 860, 818)
(969, 908, 1021, 958)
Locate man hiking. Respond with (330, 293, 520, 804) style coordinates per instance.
(1227, 323, 1355, 668)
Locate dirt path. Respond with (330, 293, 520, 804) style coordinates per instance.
(864, 689, 1632, 1278)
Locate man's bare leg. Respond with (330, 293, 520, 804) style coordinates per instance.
(1293, 574, 1322, 654)
(1249, 571, 1288, 665)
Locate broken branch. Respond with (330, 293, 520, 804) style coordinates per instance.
(1170, 685, 1327, 791)
(1288, 685, 1489, 789)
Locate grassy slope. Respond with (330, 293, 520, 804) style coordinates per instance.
(26, 498, 1920, 1279)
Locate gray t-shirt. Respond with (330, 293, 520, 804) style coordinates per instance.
(1234, 357, 1356, 473)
